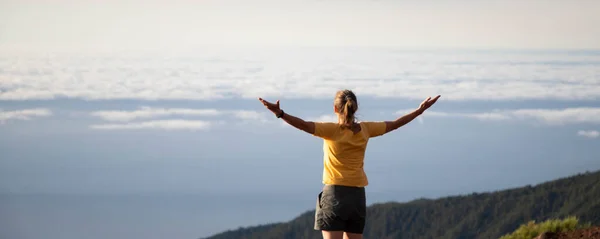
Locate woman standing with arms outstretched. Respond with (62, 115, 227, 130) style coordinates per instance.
(258, 90, 440, 239)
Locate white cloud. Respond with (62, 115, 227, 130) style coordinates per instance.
(308, 114, 338, 122)
(577, 130, 599, 138)
(1, 49, 599, 101)
(0, 108, 52, 123)
(90, 120, 212, 131)
(90, 107, 221, 122)
(510, 108, 600, 125)
(403, 107, 600, 125)
(89, 107, 269, 129)
(231, 110, 270, 123)
(419, 111, 511, 121)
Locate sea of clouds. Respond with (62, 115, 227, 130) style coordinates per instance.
(1, 47, 598, 101)
(1, 47, 598, 136)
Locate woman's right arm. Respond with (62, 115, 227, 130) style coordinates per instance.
(279, 111, 315, 135)
(258, 97, 315, 135)
(385, 95, 441, 133)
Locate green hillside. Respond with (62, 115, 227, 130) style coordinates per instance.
(203, 170, 600, 239)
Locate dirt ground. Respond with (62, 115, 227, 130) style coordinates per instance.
(537, 227, 600, 239)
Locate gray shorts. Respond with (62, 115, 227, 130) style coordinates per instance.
(314, 185, 367, 234)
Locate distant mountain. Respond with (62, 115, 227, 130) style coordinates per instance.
(202, 170, 600, 239)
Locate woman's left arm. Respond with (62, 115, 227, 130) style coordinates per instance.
(258, 98, 315, 134)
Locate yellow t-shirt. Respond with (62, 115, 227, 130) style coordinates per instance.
(312, 121, 387, 187)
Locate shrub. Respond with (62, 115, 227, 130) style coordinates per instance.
(499, 216, 591, 239)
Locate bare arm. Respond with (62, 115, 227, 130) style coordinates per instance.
(385, 95, 441, 133)
(258, 97, 315, 134)
(278, 110, 315, 134)
(384, 108, 424, 133)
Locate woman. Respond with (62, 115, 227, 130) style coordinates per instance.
(258, 90, 440, 239)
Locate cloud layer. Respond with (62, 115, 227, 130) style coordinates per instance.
(308, 114, 338, 122)
(1, 48, 598, 101)
(402, 107, 600, 125)
(89, 107, 268, 130)
(90, 107, 222, 122)
(0, 108, 52, 123)
(90, 120, 212, 131)
(577, 130, 599, 138)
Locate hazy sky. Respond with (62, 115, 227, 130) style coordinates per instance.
(1, 0, 600, 50)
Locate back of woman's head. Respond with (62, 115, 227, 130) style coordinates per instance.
(334, 89, 358, 128)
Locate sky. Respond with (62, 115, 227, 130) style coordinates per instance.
(1, 42, 599, 195)
(1, 0, 600, 50)
(1, 1, 600, 238)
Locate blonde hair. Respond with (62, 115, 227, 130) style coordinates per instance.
(334, 89, 358, 129)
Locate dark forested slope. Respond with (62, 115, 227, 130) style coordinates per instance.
(203, 170, 600, 239)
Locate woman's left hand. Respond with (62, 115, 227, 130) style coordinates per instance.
(419, 95, 441, 112)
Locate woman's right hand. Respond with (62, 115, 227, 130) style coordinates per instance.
(258, 97, 282, 115)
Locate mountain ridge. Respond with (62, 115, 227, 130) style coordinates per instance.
(203, 170, 600, 239)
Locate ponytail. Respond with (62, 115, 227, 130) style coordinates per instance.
(334, 89, 359, 129)
(340, 96, 356, 129)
